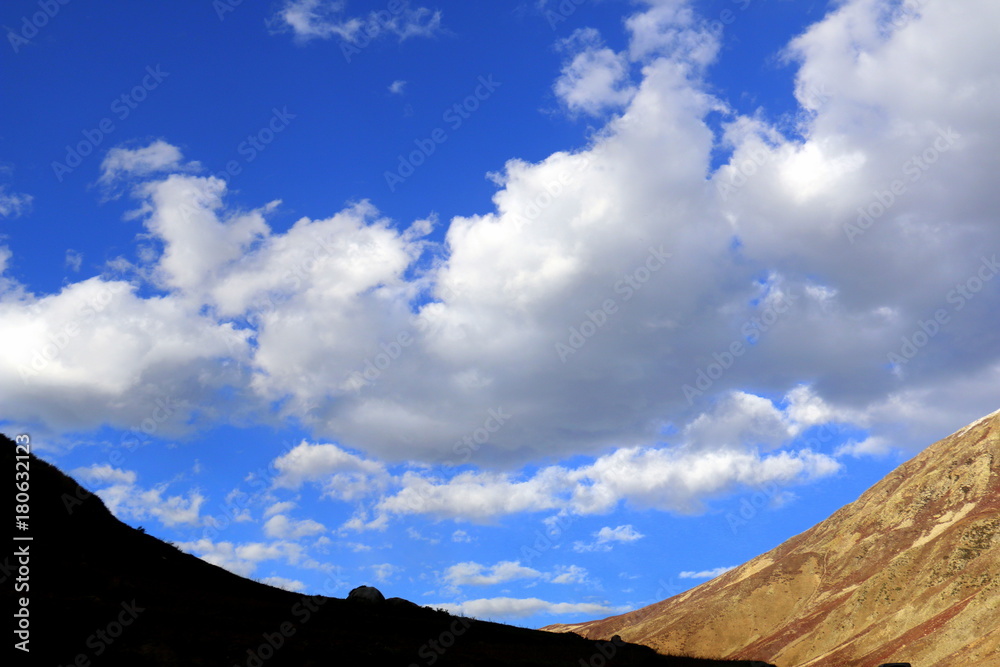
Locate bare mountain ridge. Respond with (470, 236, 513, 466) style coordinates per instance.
(544, 410, 1000, 666)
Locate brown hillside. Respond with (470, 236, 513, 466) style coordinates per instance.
(544, 410, 1000, 667)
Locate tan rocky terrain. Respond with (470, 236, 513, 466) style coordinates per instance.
(544, 410, 1000, 666)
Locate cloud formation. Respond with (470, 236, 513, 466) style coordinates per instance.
(554, 28, 635, 116)
(99, 140, 195, 186)
(435, 597, 617, 620)
(0, 184, 32, 219)
(263, 514, 328, 539)
(573, 525, 645, 553)
(276, 0, 442, 45)
(444, 560, 542, 587)
(74, 464, 205, 527)
(3, 0, 999, 491)
(177, 538, 306, 577)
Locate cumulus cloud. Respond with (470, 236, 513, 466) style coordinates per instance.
(247, 389, 845, 529)
(264, 500, 297, 517)
(271, 441, 388, 500)
(4, 0, 1000, 484)
(434, 597, 618, 621)
(99, 140, 198, 187)
(261, 576, 307, 592)
(554, 28, 635, 116)
(0, 185, 32, 218)
(624, 0, 718, 66)
(0, 275, 251, 435)
(440, 559, 588, 590)
(683, 392, 798, 452)
(263, 513, 328, 539)
(377, 468, 566, 522)
(551, 564, 589, 585)
(73, 464, 137, 486)
(573, 525, 645, 553)
(178, 538, 305, 577)
(443, 560, 543, 587)
(74, 464, 204, 527)
(372, 562, 401, 582)
(372, 391, 842, 524)
(835, 436, 892, 458)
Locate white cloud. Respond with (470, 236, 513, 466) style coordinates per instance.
(451, 529, 473, 543)
(597, 525, 644, 544)
(263, 514, 328, 539)
(406, 527, 440, 544)
(377, 468, 566, 522)
(682, 391, 797, 451)
(374, 393, 843, 523)
(128, 173, 272, 296)
(574, 525, 645, 553)
(73, 464, 137, 486)
(835, 436, 892, 458)
(388, 80, 406, 95)
(568, 446, 842, 516)
(233, 509, 254, 523)
(4, 0, 1000, 493)
(679, 565, 735, 580)
(276, 0, 442, 44)
(107, 484, 205, 527)
(261, 576, 307, 592)
(630, 3, 718, 64)
(178, 538, 305, 577)
(99, 140, 197, 186)
(74, 464, 204, 527)
(551, 565, 589, 585)
(443, 560, 543, 587)
(0, 274, 251, 434)
(0, 185, 32, 218)
(264, 500, 297, 517)
(554, 28, 636, 116)
(435, 597, 618, 621)
(271, 441, 387, 500)
(64, 250, 83, 272)
(372, 562, 401, 582)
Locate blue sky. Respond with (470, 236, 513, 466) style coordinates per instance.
(2, 0, 999, 628)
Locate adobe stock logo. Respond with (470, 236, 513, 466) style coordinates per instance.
(887, 254, 999, 368)
(51, 65, 170, 182)
(543, 0, 588, 29)
(682, 292, 797, 405)
(556, 245, 672, 363)
(844, 126, 960, 244)
(7, 0, 71, 53)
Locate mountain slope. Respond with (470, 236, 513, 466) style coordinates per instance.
(544, 410, 1000, 666)
(3, 433, 770, 667)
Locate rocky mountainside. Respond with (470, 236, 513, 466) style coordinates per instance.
(3, 433, 771, 667)
(544, 410, 1000, 666)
